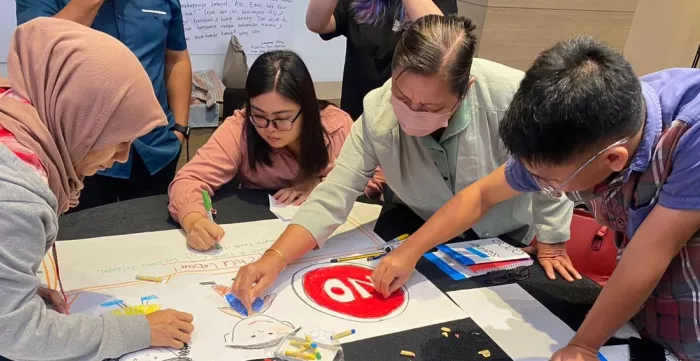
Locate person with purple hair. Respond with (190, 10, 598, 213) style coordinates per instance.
(306, 0, 457, 120)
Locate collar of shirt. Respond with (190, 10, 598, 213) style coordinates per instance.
(622, 82, 663, 182)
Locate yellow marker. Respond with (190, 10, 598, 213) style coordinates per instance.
(441, 332, 449, 337)
(135, 275, 163, 283)
(400, 350, 416, 358)
(305, 335, 313, 343)
(441, 327, 451, 332)
(290, 341, 309, 347)
(478, 349, 491, 358)
(330, 328, 355, 340)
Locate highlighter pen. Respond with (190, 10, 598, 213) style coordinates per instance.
(202, 190, 221, 250)
(377, 233, 409, 250)
(330, 252, 384, 263)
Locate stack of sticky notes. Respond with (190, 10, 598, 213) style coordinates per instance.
(424, 238, 533, 281)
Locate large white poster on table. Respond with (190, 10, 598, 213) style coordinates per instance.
(182, 0, 293, 55)
(43, 202, 467, 361)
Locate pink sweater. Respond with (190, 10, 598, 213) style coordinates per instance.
(168, 105, 385, 223)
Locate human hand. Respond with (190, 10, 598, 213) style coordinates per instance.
(273, 178, 322, 206)
(37, 286, 69, 314)
(523, 242, 582, 282)
(182, 213, 225, 251)
(371, 246, 420, 298)
(173, 130, 185, 144)
(231, 252, 285, 315)
(551, 344, 599, 361)
(146, 309, 194, 349)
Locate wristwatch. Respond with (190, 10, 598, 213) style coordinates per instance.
(173, 124, 191, 139)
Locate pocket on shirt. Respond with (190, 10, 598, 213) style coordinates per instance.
(125, 0, 172, 40)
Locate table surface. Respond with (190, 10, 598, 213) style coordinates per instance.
(58, 189, 605, 361)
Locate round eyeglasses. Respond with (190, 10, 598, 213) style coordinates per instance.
(532, 137, 629, 198)
(248, 108, 302, 131)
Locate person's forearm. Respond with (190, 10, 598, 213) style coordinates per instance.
(569, 243, 671, 350)
(54, 0, 104, 26)
(401, 185, 492, 256)
(531, 192, 574, 244)
(263, 225, 318, 271)
(401, 165, 520, 257)
(165, 53, 192, 127)
(402, 0, 443, 21)
(306, 0, 338, 32)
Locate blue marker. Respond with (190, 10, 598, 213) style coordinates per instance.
(224, 294, 264, 316)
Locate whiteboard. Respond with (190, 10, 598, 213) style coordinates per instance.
(0, 0, 345, 82)
(182, 0, 346, 82)
(0, 0, 16, 63)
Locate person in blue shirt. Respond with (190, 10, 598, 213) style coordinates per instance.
(16, 0, 193, 210)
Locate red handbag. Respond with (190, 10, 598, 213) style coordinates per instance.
(565, 208, 618, 286)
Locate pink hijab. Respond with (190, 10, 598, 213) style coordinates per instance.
(0, 18, 168, 214)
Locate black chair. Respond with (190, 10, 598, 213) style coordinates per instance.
(222, 88, 247, 118)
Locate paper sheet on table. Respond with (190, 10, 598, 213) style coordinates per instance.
(268, 194, 300, 222)
(44, 201, 468, 361)
(447, 284, 631, 361)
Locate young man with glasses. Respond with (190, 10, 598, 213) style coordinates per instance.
(374, 35, 700, 361)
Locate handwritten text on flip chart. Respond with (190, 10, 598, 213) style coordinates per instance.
(181, 0, 293, 55)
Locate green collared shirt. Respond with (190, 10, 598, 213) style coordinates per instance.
(419, 103, 471, 192)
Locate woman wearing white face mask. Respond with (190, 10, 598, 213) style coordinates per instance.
(230, 15, 576, 311)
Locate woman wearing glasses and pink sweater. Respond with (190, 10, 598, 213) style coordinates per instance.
(168, 50, 385, 251)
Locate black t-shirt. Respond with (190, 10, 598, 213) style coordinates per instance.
(320, 0, 458, 120)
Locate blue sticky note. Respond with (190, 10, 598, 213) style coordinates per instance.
(598, 352, 608, 361)
(224, 294, 264, 316)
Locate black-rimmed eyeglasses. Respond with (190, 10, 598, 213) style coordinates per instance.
(248, 108, 302, 131)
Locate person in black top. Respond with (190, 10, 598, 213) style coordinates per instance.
(307, 0, 458, 120)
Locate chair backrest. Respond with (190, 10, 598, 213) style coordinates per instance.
(565, 208, 618, 286)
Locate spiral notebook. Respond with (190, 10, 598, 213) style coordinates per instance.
(436, 238, 531, 266)
(425, 249, 534, 280)
(426, 238, 534, 281)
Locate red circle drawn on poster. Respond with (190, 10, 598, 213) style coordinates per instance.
(292, 263, 408, 322)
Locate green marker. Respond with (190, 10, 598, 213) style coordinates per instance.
(202, 190, 221, 249)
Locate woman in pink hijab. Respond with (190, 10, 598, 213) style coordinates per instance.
(0, 18, 194, 361)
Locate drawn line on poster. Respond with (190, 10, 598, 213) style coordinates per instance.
(42, 216, 380, 292)
(344, 217, 384, 246)
(41, 259, 52, 289)
(291, 263, 409, 324)
(48, 252, 59, 289)
(224, 314, 297, 350)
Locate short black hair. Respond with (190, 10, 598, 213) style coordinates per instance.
(244, 50, 329, 181)
(499, 35, 644, 166)
(393, 15, 478, 98)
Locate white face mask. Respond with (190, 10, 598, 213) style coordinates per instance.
(390, 95, 453, 136)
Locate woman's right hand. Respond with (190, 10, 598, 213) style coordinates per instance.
(231, 252, 285, 314)
(181, 213, 225, 251)
(146, 309, 194, 349)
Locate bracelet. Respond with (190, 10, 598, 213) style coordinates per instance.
(265, 248, 287, 272)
